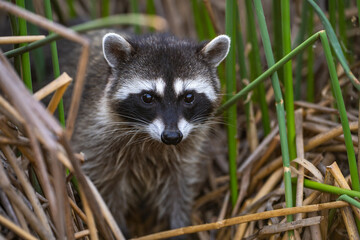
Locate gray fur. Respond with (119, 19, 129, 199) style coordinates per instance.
(59, 30, 229, 236)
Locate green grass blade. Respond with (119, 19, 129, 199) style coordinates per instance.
(294, 0, 308, 100)
(225, 0, 238, 206)
(307, 0, 360, 90)
(235, 7, 247, 81)
(337, 0, 349, 61)
(146, 0, 156, 32)
(44, 0, 65, 127)
(51, 0, 66, 25)
(235, 3, 254, 153)
(191, 0, 205, 40)
(292, 178, 360, 198)
(66, 0, 76, 18)
(101, 0, 110, 17)
(306, 5, 315, 102)
(130, 0, 141, 34)
(16, 0, 32, 92)
(25, 0, 45, 83)
(281, 0, 296, 163)
(91, 0, 97, 19)
(338, 195, 360, 209)
(191, 0, 216, 39)
(244, 0, 261, 87)
(272, 0, 283, 84)
(329, 0, 336, 29)
(7, 9, 21, 75)
(319, 32, 360, 193)
(245, 0, 270, 136)
(253, 0, 293, 223)
(217, 31, 321, 115)
(320, 31, 360, 238)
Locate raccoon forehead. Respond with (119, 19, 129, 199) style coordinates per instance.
(173, 78, 218, 102)
(114, 78, 166, 100)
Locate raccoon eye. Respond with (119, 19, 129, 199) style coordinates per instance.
(142, 93, 154, 104)
(184, 93, 195, 104)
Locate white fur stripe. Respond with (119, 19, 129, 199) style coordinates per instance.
(115, 78, 166, 100)
(147, 118, 165, 141)
(178, 118, 193, 139)
(173, 78, 217, 102)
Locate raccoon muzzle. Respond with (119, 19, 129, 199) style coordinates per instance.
(161, 129, 183, 145)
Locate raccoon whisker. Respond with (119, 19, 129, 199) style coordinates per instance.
(104, 121, 148, 129)
(192, 117, 223, 126)
(190, 106, 216, 120)
(122, 128, 152, 148)
(107, 111, 149, 125)
(104, 124, 145, 131)
(96, 128, 140, 136)
(190, 114, 212, 124)
(104, 121, 143, 126)
(190, 120, 219, 134)
(112, 112, 151, 125)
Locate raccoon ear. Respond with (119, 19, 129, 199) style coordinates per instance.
(201, 35, 230, 67)
(102, 33, 133, 67)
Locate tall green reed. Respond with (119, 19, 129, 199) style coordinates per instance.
(101, 0, 110, 17)
(66, 0, 76, 18)
(329, 0, 336, 29)
(272, 0, 283, 84)
(146, 0, 156, 32)
(7, 9, 21, 75)
(25, 0, 45, 83)
(44, 0, 65, 126)
(308, 0, 360, 197)
(292, 178, 360, 198)
(217, 32, 322, 115)
(130, 0, 141, 34)
(245, 0, 270, 136)
(306, 5, 314, 102)
(294, 0, 309, 101)
(281, 0, 296, 163)
(253, 0, 293, 224)
(235, 4, 253, 150)
(225, 0, 239, 206)
(307, 0, 360, 90)
(16, 0, 32, 92)
(319, 31, 360, 197)
(338, 0, 349, 61)
(191, 0, 216, 40)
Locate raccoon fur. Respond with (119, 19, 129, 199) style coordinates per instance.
(60, 30, 230, 237)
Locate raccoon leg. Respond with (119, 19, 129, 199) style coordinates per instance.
(111, 206, 130, 238)
(166, 181, 193, 240)
(104, 185, 130, 238)
(162, 175, 193, 230)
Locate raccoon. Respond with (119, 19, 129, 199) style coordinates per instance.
(65, 31, 230, 237)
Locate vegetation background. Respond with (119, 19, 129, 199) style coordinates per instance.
(1, 0, 360, 239)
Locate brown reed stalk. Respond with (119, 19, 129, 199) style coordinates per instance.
(132, 201, 349, 240)
(0, 35, 45, 44)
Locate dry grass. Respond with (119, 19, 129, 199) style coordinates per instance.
(1, 1, 360, 240)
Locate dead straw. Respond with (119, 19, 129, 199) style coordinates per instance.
(132, 201, 349, 240)
(295, 108, 305, 227)
(0, 35, 45, 44)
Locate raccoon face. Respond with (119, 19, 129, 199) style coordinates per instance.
(102, 33, 230, 145)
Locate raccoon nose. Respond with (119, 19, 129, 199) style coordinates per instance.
(161, 130, 183, 145)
